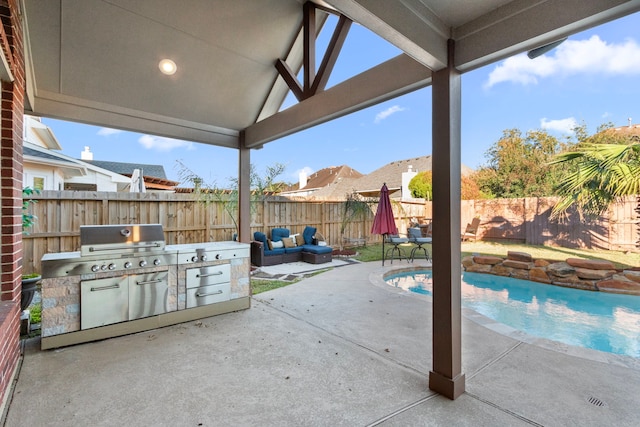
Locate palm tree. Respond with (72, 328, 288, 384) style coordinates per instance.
(550, 141, 640, 219)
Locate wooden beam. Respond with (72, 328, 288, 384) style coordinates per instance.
(454, 0, 640, 71)
(303, 1, 316, 97)
(311, 14, 352, 94)
(323, 0, 447, 69)
(28, 91, 240, 148)
(245, 54, 431, 148)
(275, 59, 304, 102)
(429, 39, 465, 400)
(238, 132, 251, 244)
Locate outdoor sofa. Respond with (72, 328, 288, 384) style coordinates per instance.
(251, 226, 333, 266)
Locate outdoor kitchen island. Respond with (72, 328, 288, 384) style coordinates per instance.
(40, 224, 250, 350)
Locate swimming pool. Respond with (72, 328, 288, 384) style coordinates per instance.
(385, 270, 640, 358)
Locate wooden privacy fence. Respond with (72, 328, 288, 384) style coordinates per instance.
(22, 191, 378, 274)
(457, 196, 639, 252)
(21, 192, 639, 274)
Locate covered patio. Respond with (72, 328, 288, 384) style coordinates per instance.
(1, 0, 640, 413)
(6, 262, 640, 425)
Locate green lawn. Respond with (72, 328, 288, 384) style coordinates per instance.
(250, 241, 639, 295)
(353, 241, 640, 269)
(252, 279, 297, 294)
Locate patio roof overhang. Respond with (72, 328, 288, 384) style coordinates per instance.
(21, 0, 640, 149)
(16, 0, 640, 401)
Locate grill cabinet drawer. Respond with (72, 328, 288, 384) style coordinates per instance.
(186, 283, 230, 308)
(186, 264, 230, 288)
(185, 264, 231, 308)
(81, 277, 129, 329)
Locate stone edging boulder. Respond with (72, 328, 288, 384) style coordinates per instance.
(462, 251, 640, 296)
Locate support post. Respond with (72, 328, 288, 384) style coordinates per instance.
(238, 132, 251, 243)
(429, 39, 465, 399)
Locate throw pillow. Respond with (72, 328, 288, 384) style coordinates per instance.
(294, 234, 305, 246)
(271, 240, 284, 249)
(315, 231, 325, 242)
(283, 237, 296, 248)
(267, 239, 274, 250)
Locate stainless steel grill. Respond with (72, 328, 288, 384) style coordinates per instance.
(41, 224, 177, 330)
(42, 224, 177, 278)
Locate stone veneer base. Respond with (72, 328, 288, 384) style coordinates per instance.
(41, 297, 250, 350)
(463, 252, 640, 296)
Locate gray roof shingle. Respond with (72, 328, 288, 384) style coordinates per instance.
(82, 160, 168, 179)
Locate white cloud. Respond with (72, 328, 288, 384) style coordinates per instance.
(540, 117, 577, 134)
(138, 135, 194, 152)
(374, 105, 406, 123)
(485, 35, 640, 88)
(97, 127, 123, 136)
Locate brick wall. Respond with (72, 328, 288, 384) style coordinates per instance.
(0, 0, 23, 411)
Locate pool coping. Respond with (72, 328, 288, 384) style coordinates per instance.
(369, 262, 640, 371)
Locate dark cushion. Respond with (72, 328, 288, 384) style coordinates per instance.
(302, 226, 316, 245)
(301, 244, 332, 254)
(284, 246, 304, 254)
(264, 248, 286, 256)
(271, 228, 290, 242)
(254, 232, 268, 247)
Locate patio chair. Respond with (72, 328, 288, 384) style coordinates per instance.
(407, 227, 432, 262)
(461, 217, 481, 242)
(385, 234, 409, 263)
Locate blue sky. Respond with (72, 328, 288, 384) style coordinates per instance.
(42, 12, 640, 187)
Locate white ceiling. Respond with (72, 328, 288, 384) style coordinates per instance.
(22, 0, 640, 150)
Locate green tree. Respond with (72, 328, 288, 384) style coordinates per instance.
(461, 174, 488, 200)
(339, 192, 376, 250)
(409, 170, 487, 200)
(175, 160, 286, 237)
(409, 171, 432, 199)
(475, 128, 569, 198)
(550, 125, 640, 220)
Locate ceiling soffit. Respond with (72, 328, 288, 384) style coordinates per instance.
(20, 0, 640, 151)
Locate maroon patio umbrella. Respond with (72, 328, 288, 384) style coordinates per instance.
(371, 183, 397, 266)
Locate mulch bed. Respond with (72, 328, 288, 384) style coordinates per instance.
(332, 249, 357, 256)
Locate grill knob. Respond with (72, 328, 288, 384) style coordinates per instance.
(100, 264, 107, 271)
(215, 254, 221, 260)
(139, 260, 147, 267)
(201, 255, 208, 262)
(153, 259, 161, 266)
(108, 263, 116, 270)
(91, 265, 99, 272)
(191, 256, 199, 263)
(124, 261, 132, 269)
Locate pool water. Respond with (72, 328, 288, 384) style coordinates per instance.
(385, 270, 640, 358)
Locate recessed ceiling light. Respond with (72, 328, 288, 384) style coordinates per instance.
(158, 59, 177, 75)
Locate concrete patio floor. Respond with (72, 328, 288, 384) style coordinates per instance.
(4, 261, 640, 426)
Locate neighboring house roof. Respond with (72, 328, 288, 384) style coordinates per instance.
(280, 156, 474, 200)
(24, 115, 63, 150)
(23, 143, 87, 178)
(82, 159, 178, 190)
(280, 165, 363, 197)
(300, 165, 363, 191)
(82, 160, 168, 179)
(605, 124, 640, 140)
(301, 177, 362, 200)
(353, 155, 477, 197)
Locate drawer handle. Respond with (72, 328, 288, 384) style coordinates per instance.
(196, 271, 224, 278)
(136, 279, 163, 286)
(196, 290, 224, 297)
(90, 284, 120, 292)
